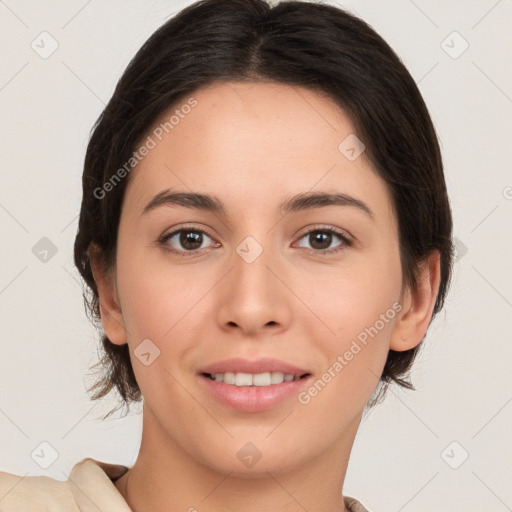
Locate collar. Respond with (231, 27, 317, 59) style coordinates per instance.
(68, 457, 132, 511)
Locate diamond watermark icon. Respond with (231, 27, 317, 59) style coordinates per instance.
(31, 31, 59, 59)
(338, 134, 365, 161)
(32, 237, 58, 263)
(441, 441, 469, 469)
(134, 338, 161, 366)
(236, 236, 263, 264)
(31, 441, 59, 469)
(441, 31, 469, 59)
(236, 442, 263, 468)
(453, 237, 468, 262)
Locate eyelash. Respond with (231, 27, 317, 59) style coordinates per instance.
(158, 224, 353, 258)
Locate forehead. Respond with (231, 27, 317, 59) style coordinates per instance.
(123, 81, 394, 225)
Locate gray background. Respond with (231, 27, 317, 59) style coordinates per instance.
(1, 1, 511, 510)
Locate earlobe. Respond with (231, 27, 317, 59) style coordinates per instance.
(389, 251, 441, 352)
(88, 243, 127, 346)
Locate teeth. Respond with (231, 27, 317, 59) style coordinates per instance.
(209, 371, 302, 386)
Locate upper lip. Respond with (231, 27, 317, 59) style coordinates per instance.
(198, 357, 310, 377)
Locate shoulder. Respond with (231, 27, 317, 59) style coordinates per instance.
(0, 469, 76, 511)
(0, 457, 129, 512)
(345, 495, 372, 512)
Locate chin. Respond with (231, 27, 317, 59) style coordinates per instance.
(200, 443, 305, 478)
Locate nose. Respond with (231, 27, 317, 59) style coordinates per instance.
(215, 238, 292, 337)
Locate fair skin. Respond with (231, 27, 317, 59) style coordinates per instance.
(89, 81, 441, 512)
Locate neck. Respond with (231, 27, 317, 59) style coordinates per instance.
(115, 405, 361, 512)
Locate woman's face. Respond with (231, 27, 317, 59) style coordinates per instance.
(99, 81, 413, 475)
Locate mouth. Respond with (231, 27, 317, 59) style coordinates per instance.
(200, 371, 311, 386)
(196, 357, 313, 412)
(197, 371, 313, 412)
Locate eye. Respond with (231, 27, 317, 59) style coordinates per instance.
(158, 224, 352, 257)
(159, 226, 219, 256)
(294, 225, 352, 254)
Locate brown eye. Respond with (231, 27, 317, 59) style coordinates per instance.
(295, 226, 352, 254)
(308, 231, 334, 251)
(160, 228, 218, 255)
(178, 230, 204, 251)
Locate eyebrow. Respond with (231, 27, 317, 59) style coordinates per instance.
(141, 189, 375, 221)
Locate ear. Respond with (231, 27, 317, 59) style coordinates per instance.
(390, 250, 441, 352)
(88, 243, 127, 345)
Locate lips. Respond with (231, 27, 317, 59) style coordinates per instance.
(196, 357, 313, 412)
(197, 357, 311, 378)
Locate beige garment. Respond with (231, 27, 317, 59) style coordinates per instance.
(0, 458, 370, 512)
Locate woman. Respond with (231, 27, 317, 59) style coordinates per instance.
(0, 0, 453, 510)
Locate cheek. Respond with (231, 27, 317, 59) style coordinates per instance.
(296, 251, 402, 398)
(296, 283, 397, 431)
(116, 243, 211, 339)
(303, 255, 402, 342)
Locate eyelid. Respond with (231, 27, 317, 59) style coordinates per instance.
(162, 223, 216, 240)
(295, 223, 353, 243)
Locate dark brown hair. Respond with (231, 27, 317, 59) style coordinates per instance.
(74, 0, 454, 418)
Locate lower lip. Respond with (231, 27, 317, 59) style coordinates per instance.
(198, 374, 312, 412)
